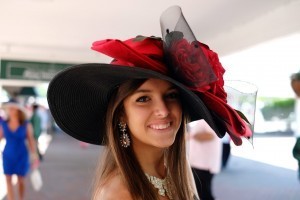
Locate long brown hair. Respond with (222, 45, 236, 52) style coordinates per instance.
(92, 79, 194, 200)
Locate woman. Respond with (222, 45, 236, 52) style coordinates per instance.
(94, 78, 194, 199)
(47, 6, 252, 200)
(0, 100, 39, 200)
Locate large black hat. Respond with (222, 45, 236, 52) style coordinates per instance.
(47, 6, 252, 145)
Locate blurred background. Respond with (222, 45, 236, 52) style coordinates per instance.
(1, 0, 300, 199)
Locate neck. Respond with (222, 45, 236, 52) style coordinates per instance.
(133, 144, 166, 178)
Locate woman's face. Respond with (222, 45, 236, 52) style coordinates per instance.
(123, 78, 182, 149)
(7, 106, 19, 118)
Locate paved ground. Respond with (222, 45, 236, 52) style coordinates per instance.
(23, 132, 101, 200)
(214, 156, 300, 200)
(214, 133, 300, 200)
(1, 132, 300, 200)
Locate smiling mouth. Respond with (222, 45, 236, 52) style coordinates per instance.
(149, 122, 171, 130)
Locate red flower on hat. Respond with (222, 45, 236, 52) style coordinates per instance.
(168, 37, 227, 101)
(200, 43, 227, 102)
(166, 35, 251, 145)
(169, 39, 217, 91)
(198, 43, 252, 145)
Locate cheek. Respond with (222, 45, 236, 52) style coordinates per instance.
(125, 106, 150, 132)
(170, 102, 182, 120)
(8, 109, 17, 115)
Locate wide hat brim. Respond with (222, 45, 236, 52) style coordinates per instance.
(2, 103, 29, 120)
(47, 63, 218, 145)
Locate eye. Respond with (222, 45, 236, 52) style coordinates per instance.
(136, 96, 150, 102)
(165, 91, 180, 100)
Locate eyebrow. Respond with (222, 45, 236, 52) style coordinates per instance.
(134, 89, 152, 94)
(134, 86, 178, 94)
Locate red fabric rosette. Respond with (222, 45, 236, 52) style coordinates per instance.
(167, 38, 252, 145)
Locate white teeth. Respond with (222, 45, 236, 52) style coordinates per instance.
(149, 123, 171, 130)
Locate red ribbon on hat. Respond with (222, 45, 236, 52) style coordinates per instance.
(92, 37, 168, 74)
(195, 42, 252, 145)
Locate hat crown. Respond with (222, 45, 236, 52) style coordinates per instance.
(123, 36, 163, 57)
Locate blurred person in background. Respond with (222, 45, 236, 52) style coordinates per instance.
(39, 105, 50, 135)
(30, 103, 43, 161)
(0, 100, 39, 200)
(187, 120, 222, 200)
(293, 137, 300, 181)
(292, 97, 300, 181)
(221, 133, 231, 169)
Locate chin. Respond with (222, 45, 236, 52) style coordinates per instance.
(154, 138, 176, 148)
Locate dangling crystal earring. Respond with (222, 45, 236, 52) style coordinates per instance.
(118, 122, 130, 148)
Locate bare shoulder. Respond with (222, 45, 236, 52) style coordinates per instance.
(96, 173, 133, 200)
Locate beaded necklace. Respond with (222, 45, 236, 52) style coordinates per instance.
(145, 173, 173, 199)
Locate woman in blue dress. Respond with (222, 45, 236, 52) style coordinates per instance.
(0, 100, 38, 200)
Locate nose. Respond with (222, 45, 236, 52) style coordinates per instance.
(154, 98, 170, 118)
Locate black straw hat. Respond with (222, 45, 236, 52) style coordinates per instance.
(47, 63, 217, 145)
(47, 6, 252, 146)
